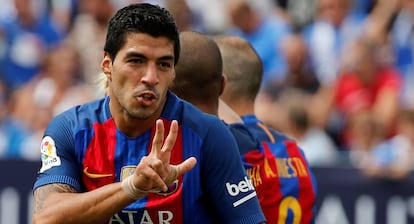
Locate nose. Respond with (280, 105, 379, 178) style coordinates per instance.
(141, 63, 159, 86)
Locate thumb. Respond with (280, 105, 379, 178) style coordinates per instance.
(177, 157, 197, 176)
(166, 157, 197, 185)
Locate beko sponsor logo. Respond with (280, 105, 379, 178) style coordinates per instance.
(226, 176, 257, 207)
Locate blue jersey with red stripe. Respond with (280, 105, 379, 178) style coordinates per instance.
(33, 92, 266, 224)
(230, 114, 317, 224)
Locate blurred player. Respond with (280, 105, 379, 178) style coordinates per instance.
(215, 35, 318, 223)
(32, 4, 265, 223)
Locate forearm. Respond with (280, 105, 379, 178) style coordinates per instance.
(32, 182, 142, 224)
(372, 89, 399, 130)
(364, 0, 399, 42)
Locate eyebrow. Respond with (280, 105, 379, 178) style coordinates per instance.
(125, 52, 175, 62)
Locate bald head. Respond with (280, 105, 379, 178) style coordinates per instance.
(171, 31, 223, 114)
(214, 35, 263, 111)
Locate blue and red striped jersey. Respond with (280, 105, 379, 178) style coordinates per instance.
(230, 114, 317, 224)
(33, 92, 266, 224)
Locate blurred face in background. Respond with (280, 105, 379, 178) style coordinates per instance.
(14, 0, 45, 26)
(227, 0, 257, 34)
(282, 35, 308, 73)
(341, 40, 376, 85)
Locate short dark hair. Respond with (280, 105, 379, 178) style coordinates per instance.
(103, 3, 180, 64)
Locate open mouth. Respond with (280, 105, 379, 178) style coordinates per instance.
(137, 92, 157, 106)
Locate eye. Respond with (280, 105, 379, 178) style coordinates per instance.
(158, 61, 172, 70)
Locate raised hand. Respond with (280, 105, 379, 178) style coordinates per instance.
(124, 119, 197, 198)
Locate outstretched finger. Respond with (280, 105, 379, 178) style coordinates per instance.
(161, 120, 178, 154)
(150, 119, 165, 157)
(157, 120, 178, 167)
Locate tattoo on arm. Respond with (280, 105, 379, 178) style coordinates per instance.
(33, 184, 77, 213)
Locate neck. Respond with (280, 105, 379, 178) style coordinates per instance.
(196, 103, 218, 116)
(228, 100, 254, 117)
(218, 99, 242, 123)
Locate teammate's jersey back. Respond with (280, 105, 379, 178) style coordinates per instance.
(230, 114, 317, 224)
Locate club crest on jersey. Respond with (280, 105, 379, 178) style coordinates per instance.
(39, 136, 61, 173)
(121, 166, 179, 196)
(157, 179, 179, 196)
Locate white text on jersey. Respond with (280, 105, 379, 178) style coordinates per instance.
(110, 210, 173, 224)
(226, 176, 258, 207)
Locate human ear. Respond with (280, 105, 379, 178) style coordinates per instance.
(101, 52, 112, 81)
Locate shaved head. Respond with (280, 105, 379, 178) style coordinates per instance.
(213, 35, 263, 106)
(171, 31, 223, 114)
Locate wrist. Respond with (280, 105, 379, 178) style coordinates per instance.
(121, 175, 151, 200)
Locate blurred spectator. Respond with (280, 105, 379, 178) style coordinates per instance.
(0, 0, 63, 93)
(283, 93, 338, 167)
(256, 76, 338, 166)
(346, 109, 384, 163)
(65, 0, 116, 94)
(226, 0, 291, 88)
(256, 93, 341, 167)
(352, 109, 414, 180)
(304, 0, 400, 148)
(302, 0, 368, 87)
(8, 43, 95, 160)
(334, 39, 402, 150)
(166, 0, 206, 32)
(255, 33, 320, 134)
(275, 33, 320, 95)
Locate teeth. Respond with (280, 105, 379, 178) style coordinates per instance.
(142, 94, 152, 99)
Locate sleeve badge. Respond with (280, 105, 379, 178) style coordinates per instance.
(39, 136, 61, 173)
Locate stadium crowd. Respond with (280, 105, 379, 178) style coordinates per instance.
(0, 0, 413, 179)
